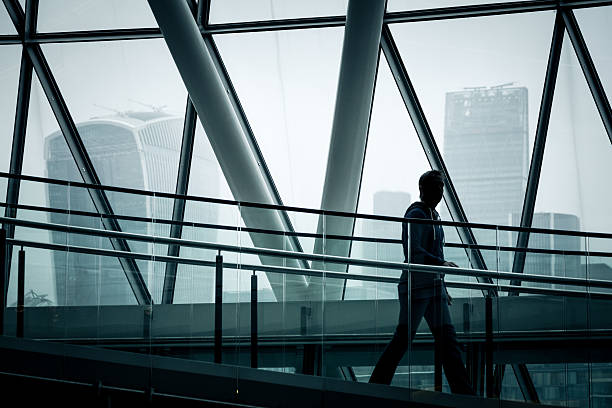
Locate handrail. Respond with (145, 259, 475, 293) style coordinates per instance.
(3, 216, 612, 293)
(7, 237, 612, 300)
(2, 201, 611, 259)
(2, 172, 612, 239)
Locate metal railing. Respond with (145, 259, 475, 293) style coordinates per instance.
(2, 172, 612, 402)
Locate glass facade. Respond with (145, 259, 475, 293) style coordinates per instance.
(1, 1, 612, 406)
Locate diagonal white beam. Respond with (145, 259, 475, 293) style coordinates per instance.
(147, 0, 307, 301)
(310, 0, 386, 301)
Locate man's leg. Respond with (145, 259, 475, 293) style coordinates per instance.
(369, 285, 428, 384)
(424, 289, 475, 395)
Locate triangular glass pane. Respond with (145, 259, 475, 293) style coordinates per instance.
(13, 73, 136, 307)
(574, 6, 612, 108)
(37, 0, 157, 32)
(0, 45, 22, 198)
(0, 3, 17, 34)
(535, 33, 612, 235)
(357, 54, 431, 218)
(42, 39, 189, 302)
(390, 12, 555, 229)
(214, 27, 344, 252)
(347, 53, 430, 300)
(209, 0, 348, 24)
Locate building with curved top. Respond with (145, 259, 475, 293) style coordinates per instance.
(45, 112, 219, 305)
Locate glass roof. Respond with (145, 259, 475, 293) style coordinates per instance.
(1, 1, 610, 306)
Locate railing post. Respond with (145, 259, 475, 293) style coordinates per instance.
(0, 228, 6, 336)
(434, 286, 443, 391)
(143, 305, 152, 340)
(16, 247, 25, 338)
(251, 270, 258, 369)
(485, 296, 494, 398)
(214, 251, 223, 364)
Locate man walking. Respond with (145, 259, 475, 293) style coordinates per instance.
(369, 170, 474, 395)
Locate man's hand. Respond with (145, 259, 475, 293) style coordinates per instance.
(443, 261, 458, 267)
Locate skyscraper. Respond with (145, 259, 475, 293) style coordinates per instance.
(444, 85, 529, 226)
(443, 85, 529, 272)
(45, 112, 219, 305)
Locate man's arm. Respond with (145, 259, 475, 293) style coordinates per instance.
(403, 209, 445, 265)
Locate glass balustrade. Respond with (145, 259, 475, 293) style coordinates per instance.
(1, 173, 612, 406)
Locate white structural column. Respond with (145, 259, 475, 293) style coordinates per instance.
(147, 0, 307, 301)
(311, 0, 386, 300)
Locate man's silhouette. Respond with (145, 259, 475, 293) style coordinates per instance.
(369, 170, 474, 395)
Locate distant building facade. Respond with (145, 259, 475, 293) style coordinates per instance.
(510, 212, 581, 287)
(45, 112, 219, 305)
(444, 85, 529, 227)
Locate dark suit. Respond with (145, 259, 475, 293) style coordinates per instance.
(369, 202, 474, 395)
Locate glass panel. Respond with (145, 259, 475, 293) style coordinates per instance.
(591, 364, 612, 406)
(209, 0, 348, 24)
(41, 39, 188, 301)
(0, 2, 17, 34)
(177, 121, 228, 305)
(587, 237, 612, 407)
(214, 27, 344, 252)
(535, 33, 612, 235)
(42, 39, 187, 194)
(0, 45, 21, 199)
(587, 236, 612, 289)
(387, 0, 523, 12)
(12, 74, 64, 310)
(499, 237, 594, 406)
(442, 219, 481, 299)
(16, 73, 138, 307)
(37, 0, 157, 32)
(575, 6, 612, 103)
(520, 216, 583, 293)
(390, 11, 554, 227)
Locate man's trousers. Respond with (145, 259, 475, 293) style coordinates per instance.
(369, 282, 474, 395)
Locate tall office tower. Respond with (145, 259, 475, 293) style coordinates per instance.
(356, 191, 411, 299)
(45, 112, 219, 305)
(443, 85, 529, 272)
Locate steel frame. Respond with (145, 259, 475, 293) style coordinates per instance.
(161, 1, 200, 305)
(0, 1, 609, 44)
(511, 12, 565, 284)
(562, 8, 612, 143)
(1, 0, 33, 286)
(162, 98, 197, 305)
(2, 0, 612, 401)
(311, 0, 386, 301)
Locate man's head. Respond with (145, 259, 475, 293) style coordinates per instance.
(419, 170, 445, 208)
